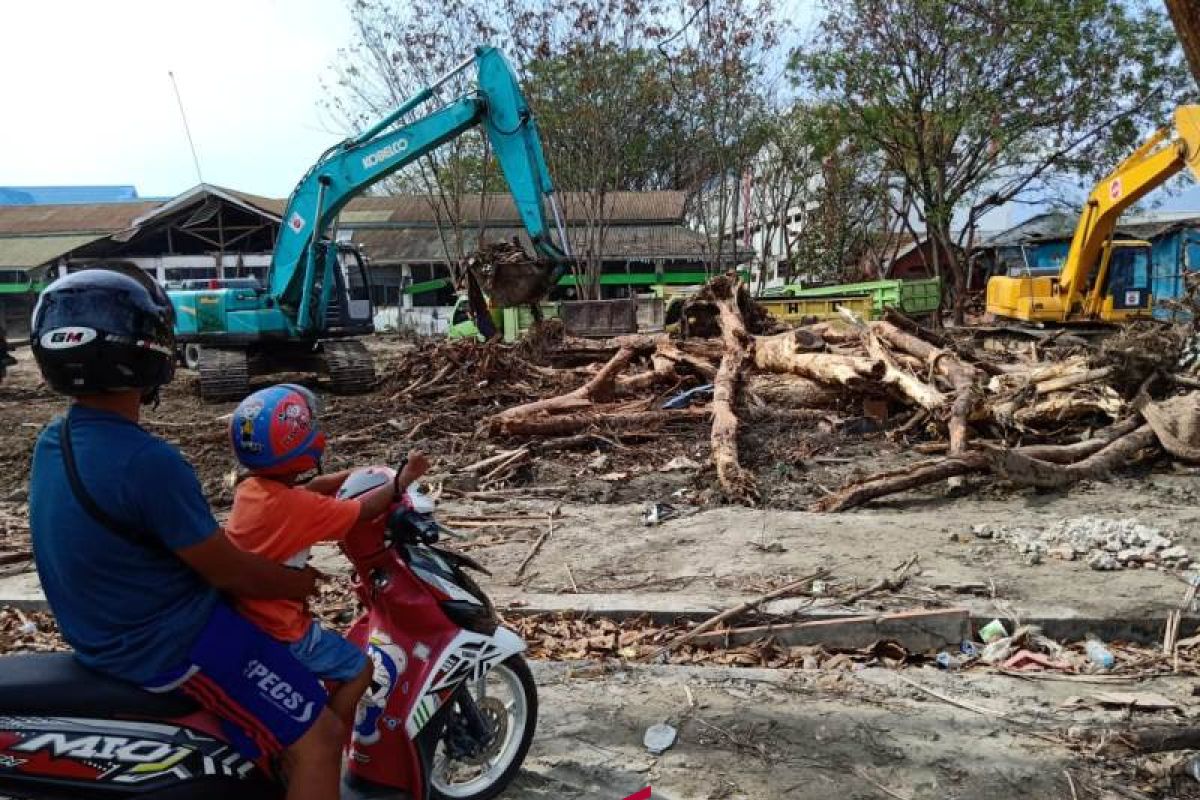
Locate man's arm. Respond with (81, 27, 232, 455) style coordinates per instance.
(178, 529, 320, 600)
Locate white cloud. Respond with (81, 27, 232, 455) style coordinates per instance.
(0, 0, 353, 198)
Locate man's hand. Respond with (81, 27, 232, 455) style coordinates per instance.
(178, 529, 320, 601)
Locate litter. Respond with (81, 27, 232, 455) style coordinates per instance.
(643, 723, 678, 754)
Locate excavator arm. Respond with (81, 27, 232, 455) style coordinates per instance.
(269, 46, 569, 334)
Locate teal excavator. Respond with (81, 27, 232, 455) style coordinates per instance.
(170, 46, 571, 401)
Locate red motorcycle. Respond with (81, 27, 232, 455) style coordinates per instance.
(0, 466, 537, 800)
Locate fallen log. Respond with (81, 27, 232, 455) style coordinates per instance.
(1010, 389, 1125, 427)
(813, 416, 1150, 511)
(810, 454, 989, 513)
(755, 332, 884, 387)
(873, 321, 982, 486)
(1035, 366, 1114, 395)
(615, 353, 678, 395)
(1014, 416, 1143, 463)
(656, 341, 718, 380)
(747, 374, 842, 409)
(983, 424, 1158, 489)
(862, 326, 946, 410)
(708, 275, 757, 504)
(489, 346, 637, 433)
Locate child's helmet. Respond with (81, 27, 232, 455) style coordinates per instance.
(230, 383, 325, 475)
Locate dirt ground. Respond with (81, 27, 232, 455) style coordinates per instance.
(513, 663, 1200, 800)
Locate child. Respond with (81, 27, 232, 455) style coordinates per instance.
(226, 383, 429, 727)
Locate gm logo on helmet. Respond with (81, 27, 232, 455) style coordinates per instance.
(41, 327, 97, 349)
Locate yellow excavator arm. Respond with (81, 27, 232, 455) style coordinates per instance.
(987, 105, 1200, 324)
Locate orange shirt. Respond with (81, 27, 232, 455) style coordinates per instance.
(226, 477, 361, 642)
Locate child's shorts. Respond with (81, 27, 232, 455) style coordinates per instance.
(289, 621, 369, 683)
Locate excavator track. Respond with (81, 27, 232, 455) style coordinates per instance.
(197, 347, 250, 403)
(323, 339, 376, 394)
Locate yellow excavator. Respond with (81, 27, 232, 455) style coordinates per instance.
(986, 105, 1200, 325)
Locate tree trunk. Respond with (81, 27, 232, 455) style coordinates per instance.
(615, 353, 678, 395)
(755, 332, 884, 387)
(812, 416, 1149, 512)
(873, 321, 980, 485)
(708, 275, 757, 504)
(862, 327, 946, 410)
(983, 424, 1158, 489)
(748, 374, 842, 408)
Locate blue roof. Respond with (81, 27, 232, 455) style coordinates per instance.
(0, 186, 140, 205)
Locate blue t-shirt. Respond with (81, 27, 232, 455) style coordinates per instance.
(29, 406, 220, 683)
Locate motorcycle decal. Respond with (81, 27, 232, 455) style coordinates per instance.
(404, 629, 522, 737)
(353, 631, 408, 747)
(0, 717, 255, 787)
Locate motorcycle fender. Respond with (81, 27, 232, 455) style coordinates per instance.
(404, 627, 526, 739)
(491, 626, 527, 660)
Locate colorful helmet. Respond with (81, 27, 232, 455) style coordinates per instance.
(230, 384, 325, 475)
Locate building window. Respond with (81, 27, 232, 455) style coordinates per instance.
(165, 266, 218, 285)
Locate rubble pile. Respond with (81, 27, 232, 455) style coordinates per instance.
(972, 517, 1191, 571)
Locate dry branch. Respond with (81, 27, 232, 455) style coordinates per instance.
(496, 408, 708, 437)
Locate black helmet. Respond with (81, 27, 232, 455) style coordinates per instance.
(31, 267, 176, 400)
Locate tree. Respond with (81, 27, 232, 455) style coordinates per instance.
(798, 0, 1194, 322)
(325, 0, 501, 284)
(662, 0, 783, 274)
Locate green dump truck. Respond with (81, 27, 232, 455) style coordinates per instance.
(770, 277, 942, 319)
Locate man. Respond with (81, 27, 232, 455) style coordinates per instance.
(27, 267, 345, 800)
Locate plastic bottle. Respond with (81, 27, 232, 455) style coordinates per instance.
(1085, 635, 1115, 670)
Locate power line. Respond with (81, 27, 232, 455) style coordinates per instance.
(168, 71, 205, 184)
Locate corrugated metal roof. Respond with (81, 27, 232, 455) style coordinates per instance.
(342, 191, 686, 225)
(977, 212, 1078, 247)
(351, 223, 712, 264)
(0, 201, 160, 235)
(0, 234, 106, 268)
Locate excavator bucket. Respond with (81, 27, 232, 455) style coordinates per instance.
(1177, 105, 1200, 181)
(465, 240, 557, 309)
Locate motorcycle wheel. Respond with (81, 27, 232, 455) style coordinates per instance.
(429, 655, 537, 800)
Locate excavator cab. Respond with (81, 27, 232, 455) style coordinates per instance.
(1098, 241, 1153, 315)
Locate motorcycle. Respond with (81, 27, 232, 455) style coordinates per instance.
(0, 466, 537, 800)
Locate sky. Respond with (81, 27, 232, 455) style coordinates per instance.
(2, 0, 1198, 215)
(1, 0, 356, 199)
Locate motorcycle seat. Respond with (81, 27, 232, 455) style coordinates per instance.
(0, 653, 198, 718)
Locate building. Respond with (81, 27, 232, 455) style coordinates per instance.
(0, 184, 718, 337)
(341, 191, 722, 332)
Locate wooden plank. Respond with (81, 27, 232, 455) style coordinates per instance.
(688, 608, 971, 652)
